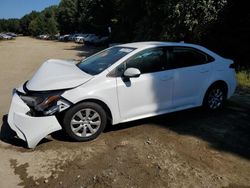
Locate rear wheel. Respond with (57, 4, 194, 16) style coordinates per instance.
(203, 85, 227, 110)
(62, 102, 107, 141)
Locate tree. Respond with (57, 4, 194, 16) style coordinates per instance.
(43, 6, 59, 35)
(0, 18, 21, 33)
(130, 0, 227, 42)
(20, 11, 39, 35)
(203, 0, 250, 67)
(112, 0, 145, 42)
(47, 17, 59, 35)
(28, 6, 59, 36)
(28, 15, 46, 35)
(164, 0, 227, 42)
(76, 0, 116, 34)
(57, 0, 77, 34)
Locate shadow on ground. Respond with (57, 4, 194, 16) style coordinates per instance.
(0, 115, 26, 148)
(1, 94, 250, 159)
(0, 115, 51, 148)
(51, 94, 250, 160)
(109, 98, 250, 160)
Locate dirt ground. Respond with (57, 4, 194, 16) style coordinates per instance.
(0, 37, 250, 188)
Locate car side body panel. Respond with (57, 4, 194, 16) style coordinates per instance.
(116, 70, 174, 121)
(62, 44, 237, 125)
(62, 72, 121, 125)
(211, 60, 237, 98)
(171, 62, 213, 108)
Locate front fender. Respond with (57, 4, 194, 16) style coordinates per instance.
(62, 86, 121, 125)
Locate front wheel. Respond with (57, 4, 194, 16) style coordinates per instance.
(62, 102, 107, 141)
(203, 85, 227, 110)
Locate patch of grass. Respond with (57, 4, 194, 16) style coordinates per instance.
(237, 70, 250, 88)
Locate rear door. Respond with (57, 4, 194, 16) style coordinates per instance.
(167, 47, 214, 108)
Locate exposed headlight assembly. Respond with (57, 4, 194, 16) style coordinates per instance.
(18, 90, 71, 116)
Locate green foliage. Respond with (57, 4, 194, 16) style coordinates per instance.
(75, 0, 115, 34)
(20, 11, 39, 35)
(165, 0, 227, 41)
(237, 70, 250, 88)
(112, 0, 145, 41)
(0, 0, 228, 39)
(57, 0, 77, 34)
(28, 15, 45, 36)
(47, 17, 59, 35)
(202, 0, 250, 67)
(0, 6, 58, 36)
(129, 0, 227, 42)
(28, 6, 59, 36)
(0, 18, 21, 33)
(0, 0, 249, 67)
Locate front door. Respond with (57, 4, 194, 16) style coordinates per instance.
(116, 47, 174, 121)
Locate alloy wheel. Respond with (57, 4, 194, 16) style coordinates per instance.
(207, 88, 224, 110)
(70, 108, 101, 138)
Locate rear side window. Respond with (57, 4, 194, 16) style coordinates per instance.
(169, 47, 212, 69)
(125, 48, 166, 74)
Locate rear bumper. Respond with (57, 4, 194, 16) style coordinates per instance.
(228, 71, 237, 98)
(7, 93, 62, 148)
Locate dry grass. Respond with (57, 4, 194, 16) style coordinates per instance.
(237, 70, 250, 88)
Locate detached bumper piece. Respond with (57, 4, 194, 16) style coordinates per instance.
(7, 93, 62, 148)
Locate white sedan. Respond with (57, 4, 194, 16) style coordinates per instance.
(8, 42, 237, 148)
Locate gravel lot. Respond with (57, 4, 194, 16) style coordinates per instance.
(0, 37, 250, 188)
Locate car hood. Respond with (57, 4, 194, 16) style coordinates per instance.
(26, 59, 92, 91)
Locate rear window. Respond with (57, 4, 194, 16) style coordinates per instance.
(169, 47, 214, 69)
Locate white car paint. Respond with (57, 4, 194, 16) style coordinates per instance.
(8, 94, 62, 148)
(172, 62, 212, 108)
(116, 70, 174, 120)
(26, 59, 92, 91)
(7, 42, 237, 148)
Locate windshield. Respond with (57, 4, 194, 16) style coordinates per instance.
(77, 47, 135, 75)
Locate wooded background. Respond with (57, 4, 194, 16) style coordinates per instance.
(0, 0, 249, 67)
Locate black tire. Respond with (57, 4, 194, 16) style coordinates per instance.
(62, 102, 107, 141)
(203, 84, 227, 111)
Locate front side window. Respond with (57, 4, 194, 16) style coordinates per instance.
(169, 47, 210, 69)
(125, 48, 166, 74)
(77, 47, 135, 75)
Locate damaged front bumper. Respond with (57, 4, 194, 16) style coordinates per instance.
(7, 93, 62, 148)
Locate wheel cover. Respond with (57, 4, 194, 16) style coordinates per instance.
(70, 108, 101, 138)
(208, 88, 224, 109)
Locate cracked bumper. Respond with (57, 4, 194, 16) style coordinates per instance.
(7, 93, 62, 148)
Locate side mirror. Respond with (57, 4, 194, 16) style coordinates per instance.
(123, 68, 141, 78)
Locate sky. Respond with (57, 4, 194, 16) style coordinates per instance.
(0, 0, 61, 19)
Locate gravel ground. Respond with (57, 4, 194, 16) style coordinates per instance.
(0, 37, 250, 188)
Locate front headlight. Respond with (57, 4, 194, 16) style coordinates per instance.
(19, 90, 71, 116)
(36, 95, 61, 111)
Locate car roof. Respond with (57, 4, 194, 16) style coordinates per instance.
(116, 41, 223, 60)
(117, 41, 204, 49)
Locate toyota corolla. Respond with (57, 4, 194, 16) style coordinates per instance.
(8, 42, 237, 148)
